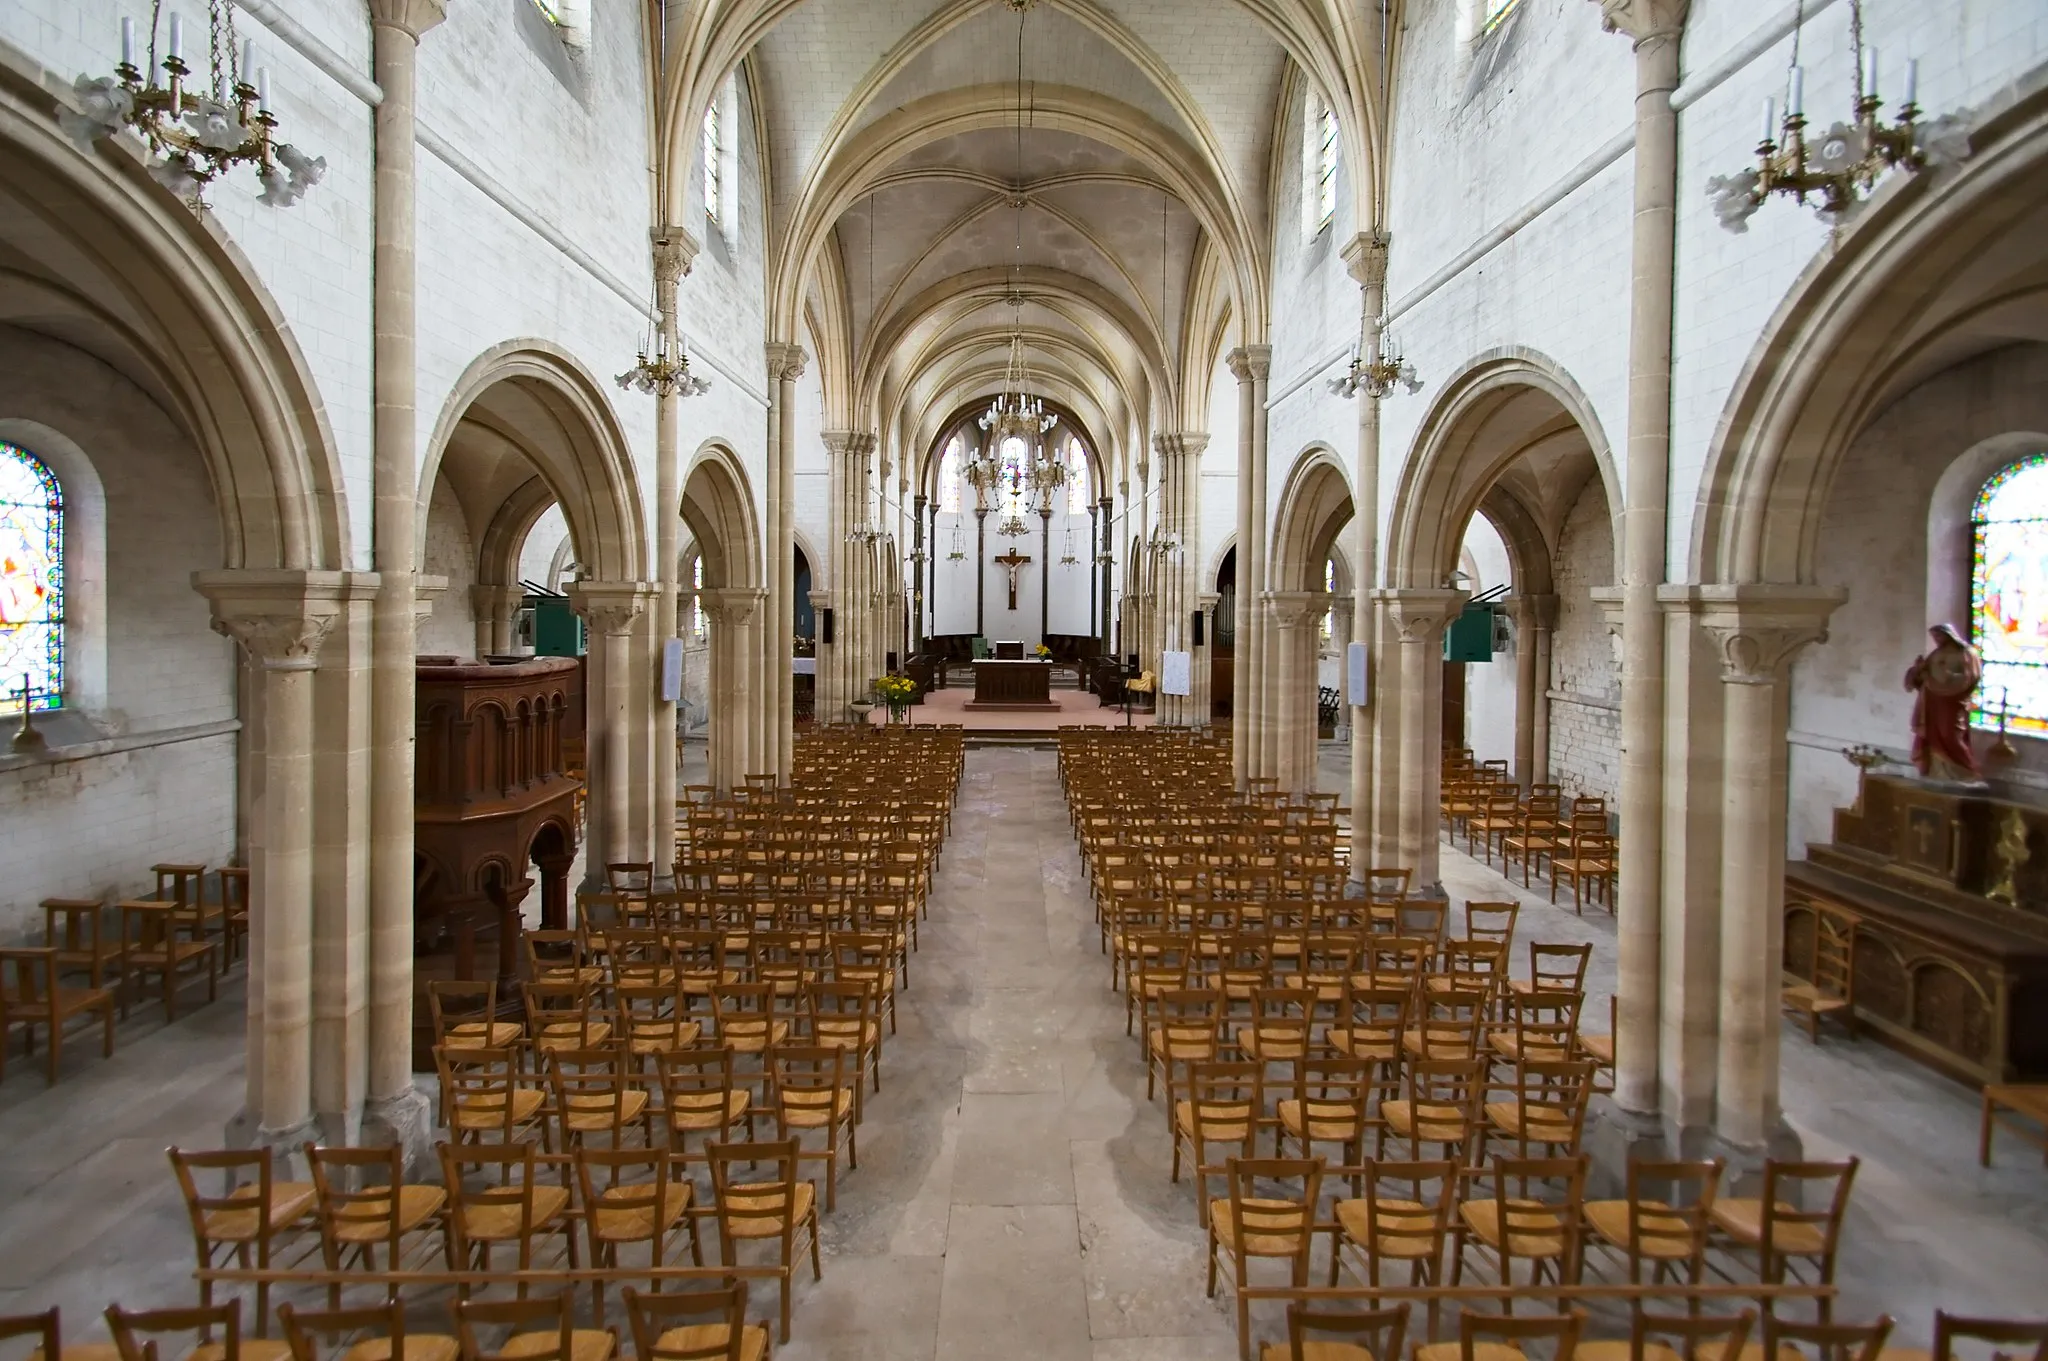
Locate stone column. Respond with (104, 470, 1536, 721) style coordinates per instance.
(764, 345, 807, 778)
(1097, 496, 1115, 654)
(1340, 230, 1391, 879)
(1227, 348, 1271, 784)
(197, 571, 346, 1150)
(1266, 591, 1321, 794)
(1510, 594, 1559, 790)
(702, 588, 763, 791)
(1153, 432, 1209, 727)
(1195, 592, 1220, 725)
(1380, 589, 1465, 890)
(365, 0, 443, 1157)
(1592, 0, 1689, 1123)
(912, 494, 928, 655)
(651, 227, 698, 881)
(1698, 587, 1839, 1149)
(469, 584, 522, 657)
(1330, 599, 1356, 740)
(820, 430, 857, 725)
(569, 583, 646, 877)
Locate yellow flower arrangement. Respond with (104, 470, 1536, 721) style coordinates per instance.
(1034, 643, 1052, 660)
(872, 673, 917, 705)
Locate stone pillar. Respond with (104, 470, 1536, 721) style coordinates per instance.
(651, 227, 698, 881)
(1699, 587, 1839, 1149)
(1340, 229, 1391, 879)
(1380, 589, 1465, 890)
(703, 588, 763, 791)
(1330, 599, 1356, 740)
(821, 430, 856, 726)
(1097, 497, 1115, 655)
(1266, 591, 1321, 794)
(764, 345, 808, 778)
(469, 584, 521, 657)
(1511, 594, 1558, 790)
(569, 583, 647, 877)
(912, 494, 928, 656)
(365, 0, 443, 1159)
(197, 571, 346, 1150)
(1228, 348, 1272, 783)
(1593, 0, 1688, 1123)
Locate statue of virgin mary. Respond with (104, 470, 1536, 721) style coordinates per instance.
(1904, 623, 1985, 783)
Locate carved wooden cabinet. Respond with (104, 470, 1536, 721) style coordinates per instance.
(412, 655, 584, 1065)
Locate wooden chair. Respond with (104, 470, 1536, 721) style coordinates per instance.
(1502, 801, 1567, 887)
(1468, 792, 1524, 866)
(0, 948, 116, 1085)
(105, 1304, 291, 1361)
(656, 1046, 755, 1161)
(168, 1147, 318, 1331)
(1785, 903, 1856, 1043)
(1328, 1160, 1457, 1324)
(427, 981, 525, 1052)
(1412, 1309, 1586, 1361)
(768, 1044, 860, 1211)
(1274, 1055, 1374, 1177)
(1708, 1157, 1859, 1324)
(1261, 1302, 1409, 1361)
(1583, 1157, 1723, 1287)
(704, 1138, 822, 1344)
(436, 1045, 548, 1151)
(1552, 832, 1617, 914)
(1718, 1316, 1895, 1361)
(1510, 943, 1595, 1000)
(807, 980, 883, 1116)
(524, 982, 612, 1056)
(1482, 1058, 1597, 1160)
(1207, 1156, 1323, 1361)
(1172, 1060, 1263, 1222)
(1576, 1310, 1754, 1361)
(573, 1147, 701, 1316)
(41, 898, 127, 1016)
(1452, 1154, 1588, 1302)
(437, 1142, 578, 1300)
(277, 1302, 457, 1361)
(117, 899, 218, 1021)
(1462, 901, 1520, 955)
(1487, 988, 1585, 1068)
(1913, 1313, 2048, 1361)
(1147, 988, 1225, 1110)
(621, 1284, 770, 1361)
(452, 1292, 617, 1361)
(2, 1307, 119, 1361)
(615, 981, 702, 1067)
(544, 1046, 653, 1150)
(1382, 1058, 1485, 1163)
(218, 867, 251, 967)
(305, 1143, 448, 1308)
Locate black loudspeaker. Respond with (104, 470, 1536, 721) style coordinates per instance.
(886, 651, 898, 672)
(1127, 653, 1141, 677)
(820, 609, 835, 645)
(1191, 611, 1205, 647)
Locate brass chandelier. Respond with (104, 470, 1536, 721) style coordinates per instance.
(62, 1, 325, 209)
(1706, 0, 1970, 232)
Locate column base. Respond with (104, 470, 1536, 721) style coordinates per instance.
(226, 1111, 321, 1177)
(1585, 1098, 1671, 1197)
(361, 1085, 437, 1177)
(1703, 1118, 1806, 1198)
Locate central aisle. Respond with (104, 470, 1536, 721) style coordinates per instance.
(781, 745, 1236, 1361)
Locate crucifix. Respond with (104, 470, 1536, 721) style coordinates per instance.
(993, 549, 1033, 611)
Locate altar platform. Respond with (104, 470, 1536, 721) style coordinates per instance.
(865, 684, 1156, 733)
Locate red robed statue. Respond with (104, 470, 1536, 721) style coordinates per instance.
(1904, 623, 1984, 782)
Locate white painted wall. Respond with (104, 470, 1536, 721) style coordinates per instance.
(1549, 479, 1619, 803)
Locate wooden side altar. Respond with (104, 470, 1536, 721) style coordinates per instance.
(968, 659, 1057, 711)
(411, 654, 584, 1066)
(1787, 771, 2048, 1084)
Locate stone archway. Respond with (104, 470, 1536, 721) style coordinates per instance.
(682, 442, 765, 792)
(1268, 447, 1355, 791)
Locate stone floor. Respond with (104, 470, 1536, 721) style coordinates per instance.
(1, 744, 2044, 1356)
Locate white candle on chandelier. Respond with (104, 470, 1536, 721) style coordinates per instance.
(242, 39, 255, 85)
(1761, 96, 1776, 144)
(1902, 58, 1919, 109)
(120, 16, 135, 68)
(1787, 65, 1803, 117)
(257, 67, 270, 112)
(1862, 46, 1880, 102)
(167, 11, 183, 63)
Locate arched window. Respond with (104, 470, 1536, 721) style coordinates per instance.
(0, 440, 63, 714)
(702, 98, 725, 227)
(999, 436, 1030, 520)
(1322, 558, 1336, 641)
(1972, 454, 2048, 732)
(938, 437, 964, 515)
(1303, 90, 1338, 236)
(1066, 438, 1091, 514)
(691, 555, 707, 641)
(1482, 0, 1523, 32)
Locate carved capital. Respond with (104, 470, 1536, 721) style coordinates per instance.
(1508, 592, 1560, 632)
(1153, 431, 1211, 463)
(568, 581, 652, 637)
(470, 583, 524, 619)
(1588, 586, 1626, 638)
(1341, 229, 1392, 291)
(701, 587, 764, 628)
(1226, 345, 1273, 385)
(194, 569, 357, 672)
(368, 0, 447, 40)
(765, 343, 809, 385)
(1694, 585, 1844, 686)
(1265, 590, 1324, 631)
(1594, 0, 1688, 47)
(1376, 587, 1467, 644)
(652, 226, 701, 287)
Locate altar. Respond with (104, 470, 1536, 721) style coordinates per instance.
(968, 658, 1057, 711)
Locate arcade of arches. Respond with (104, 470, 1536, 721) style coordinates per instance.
(1, 0, 2046, 1351)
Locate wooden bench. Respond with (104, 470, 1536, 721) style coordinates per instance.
(1979, 1083, 2048, 1166)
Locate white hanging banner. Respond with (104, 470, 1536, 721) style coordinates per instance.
(660, 638, 685, 702)
(1347, 641, 1368, 706)
(1160, 649, 1192, 697)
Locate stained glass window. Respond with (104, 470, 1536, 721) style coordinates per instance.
(691, 555, 707, 641)
(999, 436, 1029, 520)
(703, 100, 725, 226)
(1972, 454, 2048, 733)
(1065, 439, 1091, 514)
(0, 441, 63, 714)
(1304, 93, 1338, 235)
(938, 438, 964, 515)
